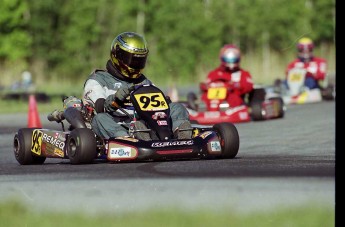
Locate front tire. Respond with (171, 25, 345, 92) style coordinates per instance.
(213, 122, 239, 159)
(66, 128, 97, 164)
(13, 128, 46, 165)
(321, 85, 335, 101)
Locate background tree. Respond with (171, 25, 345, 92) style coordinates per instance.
(0, 0, 335, 89)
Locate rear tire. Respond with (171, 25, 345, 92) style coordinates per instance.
(13, 128, 46, 165)
(321, 85, 335, 101)
(213, 122, 239, 159)
(250, 102, 264, 121)
(268, 97, 285, 118)
(67, 128, 97, 164)
(248, 88, 266, 106)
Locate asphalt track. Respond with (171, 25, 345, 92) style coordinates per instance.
(0, 101, 335, 215)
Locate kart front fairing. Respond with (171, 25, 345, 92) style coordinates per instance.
(283, 67, 322, 104)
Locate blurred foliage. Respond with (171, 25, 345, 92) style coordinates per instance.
(0, 0, 335, 87)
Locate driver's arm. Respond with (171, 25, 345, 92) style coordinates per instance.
(83, 79, 108, 113)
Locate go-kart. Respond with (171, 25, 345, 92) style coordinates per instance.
(13, 84, 240, 165)
(183, 80, 285, 125)
(271, 67, 335, 105)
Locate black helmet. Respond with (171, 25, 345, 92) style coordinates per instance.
(110, 32, 149, 78)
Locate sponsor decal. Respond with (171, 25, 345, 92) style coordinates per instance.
(210, 141, 221, 151)
(109, 147, 131, 158)
(157, 120, 167, 126)
(108, 142, 138, 160)
(42, 133, 65, 150)
(152, 112, 167, 120)
(199, 131, 212, 139)
(225, 105, 247, 115)
(152, 140, 193, 147)
(54, 148, 65, 157)
(54, 132, 66, 141)
(204, 111, 220, 118)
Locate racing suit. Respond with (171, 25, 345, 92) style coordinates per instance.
(285, 57, 327, 89)
(201, 65, 254, 107)
(83, 60, 190, 139)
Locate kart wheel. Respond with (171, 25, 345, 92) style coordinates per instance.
(213, 122, 239, 159)
(269, 97, 285, 118)
(321, 85, 335, 101)
(248, 88, 266, 106)
(250, 102, 265, 121)
(13, 128, 46, 165)
(187, 92, 198, 110)
(67, 128, 97, 164)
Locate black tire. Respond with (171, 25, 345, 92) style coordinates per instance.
(250, 102, 264, 121)
(66, 128, 97, 164)
(321, 85, 335, 101)
(268, 97, 285, 118)
(213, 122, 239, 159)
(248, 88, 266, 106)
(187, 92, 198, 110)
(13, 128, 46, 165)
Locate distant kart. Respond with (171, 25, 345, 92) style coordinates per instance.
(183, 80, 285, 125)
(272, 68, 335, 105)
(13, 84, 240, 165)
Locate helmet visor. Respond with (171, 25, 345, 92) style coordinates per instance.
(116, 47, 147, 70)
(297, 44, 313, 52)
(221, 56, 240, 63)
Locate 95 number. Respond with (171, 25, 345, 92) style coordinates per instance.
(134, 93, 168, 111)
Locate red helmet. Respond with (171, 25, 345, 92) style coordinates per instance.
(219, 44, 241, 70)
(297, 37, 314, 62)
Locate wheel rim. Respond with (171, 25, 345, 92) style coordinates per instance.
(13, 137, 20, 158)
(68, 138, 77, 157)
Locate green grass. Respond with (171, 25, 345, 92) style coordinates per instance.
(0, 200, 334, 227)
(0, 81, 82, 114)
(0, 95, 63, 114)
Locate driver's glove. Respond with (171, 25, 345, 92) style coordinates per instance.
(47, 109, 65, 122)
(105, 84, 134, 111)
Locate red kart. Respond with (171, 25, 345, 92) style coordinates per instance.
(184, 80, 285, 125)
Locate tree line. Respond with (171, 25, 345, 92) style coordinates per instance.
(0, 0, 335, 86)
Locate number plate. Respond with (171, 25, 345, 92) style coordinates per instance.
(134, 93, 168, 111)
(207, 87, 227, 99)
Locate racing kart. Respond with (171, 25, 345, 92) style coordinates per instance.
(13, 84, 240, 165)
(184, 80, 285, 125)
(271, 67, 335, 105)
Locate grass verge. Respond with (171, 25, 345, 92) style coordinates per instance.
(0, 200, 334, 227)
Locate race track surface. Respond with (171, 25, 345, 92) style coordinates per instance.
(0, 101, 335, 215)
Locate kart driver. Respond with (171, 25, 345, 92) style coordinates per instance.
(285, 37, 327, 89)
(82, 32, 192, 140)
(201, 44, 254, 107)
